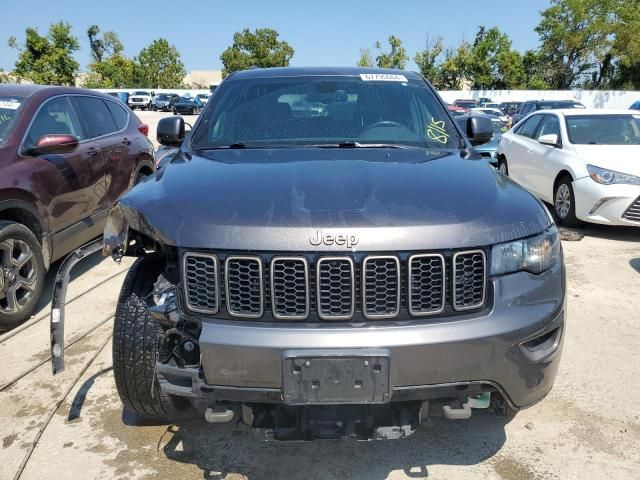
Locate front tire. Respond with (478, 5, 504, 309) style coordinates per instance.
(0, 221, 45, 331)
(554, 177, 580, 227)
(113, 256, 187, 419)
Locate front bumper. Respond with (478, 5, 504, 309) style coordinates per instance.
(573, 177, 640, 226)
(161, 260, 565, 409)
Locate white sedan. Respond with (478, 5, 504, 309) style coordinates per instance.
(497, 109, 640, 227)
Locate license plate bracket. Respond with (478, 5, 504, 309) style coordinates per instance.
(282, 349, 391, 405)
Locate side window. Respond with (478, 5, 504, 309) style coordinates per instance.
(516, 115, 543, 139)
(537, 115, 561, 141)
(105, 100, 129, 130)
(24, 96, 83, 149)
(70, 96, 117, 139)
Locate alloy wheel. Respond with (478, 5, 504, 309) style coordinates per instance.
(0, 238, 38, 314)
(555, 184, 571, 219)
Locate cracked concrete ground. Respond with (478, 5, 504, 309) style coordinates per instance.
(1, 112, 639, 480)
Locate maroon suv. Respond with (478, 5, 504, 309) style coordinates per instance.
(0, 85, 155, 330)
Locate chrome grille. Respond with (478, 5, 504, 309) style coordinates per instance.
(183, 253, 219, 314)
(362, 256, 400, 318)
(408, 254, 445, 316)
(453, 251, 486, 311)
(317, 257, 355, 320)
(225, 256, 263, 318)
(271, 257, 309, 320)
(622, 197, 640, 222)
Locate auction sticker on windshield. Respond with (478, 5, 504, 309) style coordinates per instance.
(360, 73, 408, 82)
(0, 100, 21, 110)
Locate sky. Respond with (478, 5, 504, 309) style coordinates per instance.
(0, 0, 551, 73)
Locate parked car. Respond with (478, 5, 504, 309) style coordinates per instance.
(497, 109, 640, 227)
(452, 99, 477, 111)
(196, 93, 210, 105)
(153, 93, 180, 112)
(512, 100, 585, 125)
(128, 90, 155, 110)
(0, 85, 155, 330)
(172, 96, 204, 115)
(499, 102, 522, 118)
(447, 104, 467, 116)
(470, 107, 509, 125)
(97, 67, 564, 439)
(477, 97, 492, 106)
(479, 102, 500, 109)
(630, 101, 640, 110)
(106, 91, 130, 106)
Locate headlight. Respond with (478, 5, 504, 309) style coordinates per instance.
(587, 164, 640, 186)
(490, 227, 560, 276)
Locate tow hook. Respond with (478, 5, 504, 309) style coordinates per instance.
(442, 393, 492, 420)
(204, 405, 235, 423)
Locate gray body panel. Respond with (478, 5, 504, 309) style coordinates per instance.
(198, 262, 565, 408)
(117, 149, 550, 252)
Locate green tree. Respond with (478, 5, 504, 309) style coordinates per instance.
(608, 0, 640, 89)
(84, 26, 135, 88)
(9, 21, 79, 85)
(375, 36, 408, 69)
(83, 55, 140, 89)
(535, 0, 612, 88)
(357, 48, 373, 67)
(431, 42, 473, 90)
(414, 35, 444, 81)
(137, 38, 185, 88)
(87, 25, 123, 63)
(220, 28, 294, 78)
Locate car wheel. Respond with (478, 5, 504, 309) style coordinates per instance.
(554, 177, 580, 227)
(0, 221, 45, 331)
(498, 157, 509, 175)
(113, 256, 189, 419)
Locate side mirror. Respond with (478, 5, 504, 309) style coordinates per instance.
(157, 116, 185, 147)
(466, 116, 493, 146)
(539, 134, 560, 148)
(28, 134, 79, 155)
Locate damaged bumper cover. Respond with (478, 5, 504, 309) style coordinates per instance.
(159, 261, 565, 409)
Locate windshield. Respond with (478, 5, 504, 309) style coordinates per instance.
(178, 97, 192, 103)
(455, 101, 476, 109)
(132, 91, 150, 96)
(191, 75, 461, 149)
(156, 94, 170, 100)
(539, 102, 584, 110)
(0, 96, 24, 144)
(566, 115, 640, 145)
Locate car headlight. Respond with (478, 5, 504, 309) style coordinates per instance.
(587, 164, 640, 186)
(490, 227, 560, 276)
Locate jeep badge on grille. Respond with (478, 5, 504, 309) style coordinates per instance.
(309, 230, 359, 248)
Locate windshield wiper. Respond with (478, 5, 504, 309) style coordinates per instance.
(195, 142, 247, 150)
(313, 142, 409, 149)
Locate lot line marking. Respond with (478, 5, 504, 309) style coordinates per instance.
(0, 267, 127, 344)
(11, 333, 113, 480)
(0, 313, 115, 392)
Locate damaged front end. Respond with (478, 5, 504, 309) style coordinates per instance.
(51, 201, 189, 374)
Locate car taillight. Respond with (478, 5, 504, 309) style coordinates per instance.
(138, 124, 149, 136)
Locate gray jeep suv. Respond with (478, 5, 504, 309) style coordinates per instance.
(94, 68, 564, 439)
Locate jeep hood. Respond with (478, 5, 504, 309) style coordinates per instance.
(109, 149, 550, 252)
